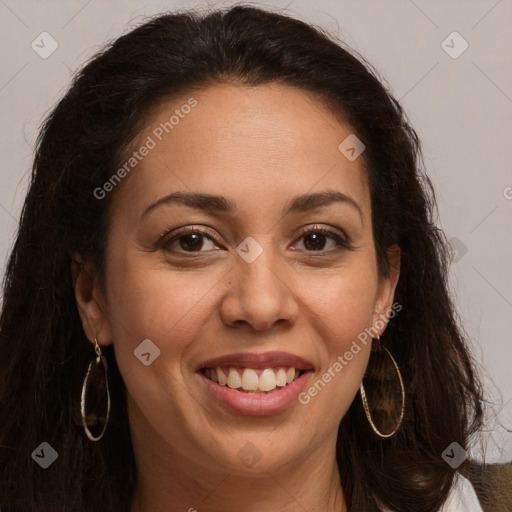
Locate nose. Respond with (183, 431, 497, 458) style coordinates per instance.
(219, 242, 299, 332)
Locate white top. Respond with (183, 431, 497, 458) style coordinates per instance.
(440, 475, 483, 512)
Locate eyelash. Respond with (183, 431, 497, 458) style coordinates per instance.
(158, 225, 353, 255)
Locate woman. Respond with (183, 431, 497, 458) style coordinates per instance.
(0, 5, 487, 511)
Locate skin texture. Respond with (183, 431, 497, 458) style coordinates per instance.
(73, 83, 400, 512)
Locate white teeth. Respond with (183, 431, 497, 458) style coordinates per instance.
(276, 368, 287, 387)
(227, 368, 242, 389)
(217, 368, 227, 385)
(208, 366, 303, 392)
(258, 369, 277, 391)
(241, 368, 259, 390)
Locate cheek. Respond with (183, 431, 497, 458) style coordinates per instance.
(103, 254, 221, 401)
(298, 263, 377, 348)
(106, 252, 220, 343)
(294, 265, 377, 415)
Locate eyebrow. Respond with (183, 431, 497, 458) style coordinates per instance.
(141, 189, 363, 221)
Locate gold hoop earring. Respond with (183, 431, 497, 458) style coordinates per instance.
(359, 337, 405, 439)
(80, 338, 111, 441)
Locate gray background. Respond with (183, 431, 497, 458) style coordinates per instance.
(1, 0, 511, 462)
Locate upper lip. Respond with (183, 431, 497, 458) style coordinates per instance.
(196, 351, 314, 371)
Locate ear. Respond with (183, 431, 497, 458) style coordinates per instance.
(371, 244, 401, 335)
(71, 254, 113, 347)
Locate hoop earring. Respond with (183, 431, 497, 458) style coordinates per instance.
(359, 337, 405, 439)
(80, 338, 111, 441)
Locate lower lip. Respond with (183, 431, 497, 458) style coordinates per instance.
(198, 371, 312, 416)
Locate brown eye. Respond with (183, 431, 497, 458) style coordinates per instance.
(294, 227, 353, 253)
(160, 228, 221, 254)
(303, 232, 331, 251)
(174, 233, 206, 252)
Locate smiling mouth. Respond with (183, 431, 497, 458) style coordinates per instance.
(200, 366, 306, 394)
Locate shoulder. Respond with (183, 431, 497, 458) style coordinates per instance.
(440, 474, 483, 512)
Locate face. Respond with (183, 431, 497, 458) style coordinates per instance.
(74, 83, 399, 475)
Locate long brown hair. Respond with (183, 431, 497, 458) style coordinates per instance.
(0, 5, 484, 511)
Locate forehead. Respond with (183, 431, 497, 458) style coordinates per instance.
(111, 83, 370, 219)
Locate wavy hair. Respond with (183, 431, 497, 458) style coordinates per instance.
(0, 5, 484, 511)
